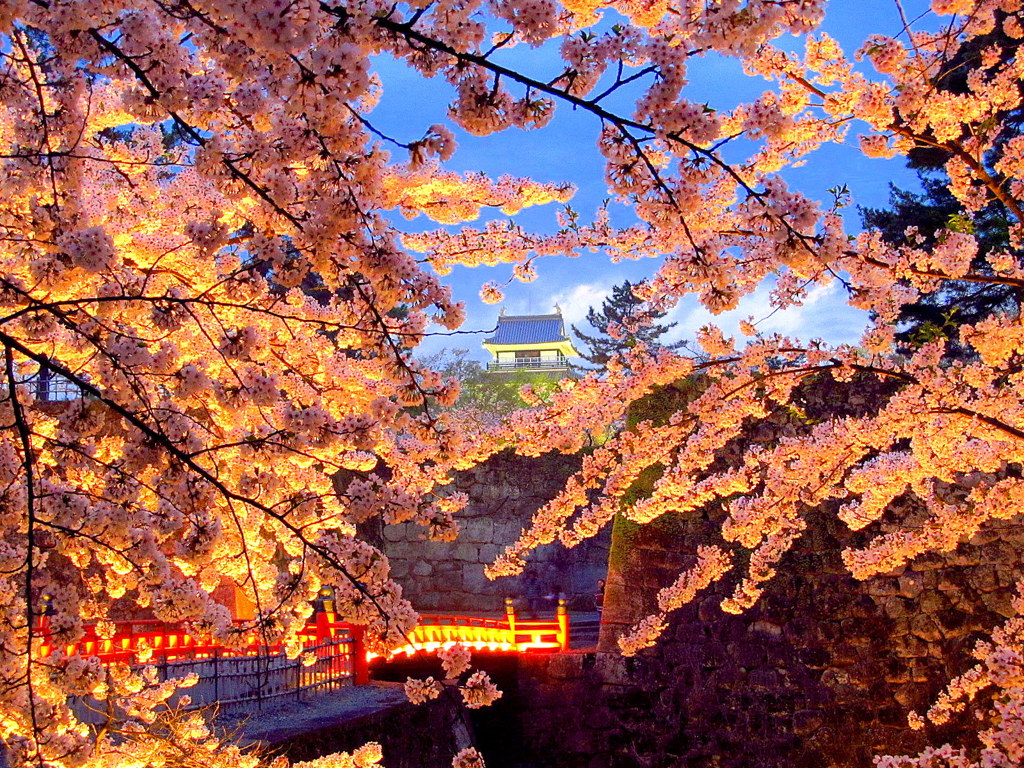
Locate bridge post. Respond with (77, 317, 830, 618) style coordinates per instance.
(504, 597, 517, 651)
(556, 598, 569, 651)
(315, 606, 336, 642)
(350, 625, 370, 685)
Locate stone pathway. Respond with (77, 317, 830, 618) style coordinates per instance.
(223, 682, 408, 748)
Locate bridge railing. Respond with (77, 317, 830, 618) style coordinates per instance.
(377, 598, 569, 659)
(38, 617, 355, 663)
(37, 597, 568, 710)
(38, 612, 361, 716)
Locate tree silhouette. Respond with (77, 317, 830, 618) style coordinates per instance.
(571, 281, 683, 371)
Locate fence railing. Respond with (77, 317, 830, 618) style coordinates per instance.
(20, 369, 83, 401)
(486, 359, 570, 371)
(376, 598, 569, 659)
(68, 637, 356, 723)
(39, 610, 363, 719)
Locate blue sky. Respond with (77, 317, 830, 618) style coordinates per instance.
(370, 1, 932, 362)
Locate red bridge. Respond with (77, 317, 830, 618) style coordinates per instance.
(38, 598, 570, 715)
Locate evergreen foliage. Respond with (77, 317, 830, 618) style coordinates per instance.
(861, 174, 1020, 353)
(571, 281, 684, 371)
(423, 348, 559, 416)
(860, 14, 1022, 354)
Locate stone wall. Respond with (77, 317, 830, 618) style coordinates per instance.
(380, 451, 610, 613)
(506, 377, 1024, 768)
(362, 379, 1023, 768)
(510, 508, 1024, 768)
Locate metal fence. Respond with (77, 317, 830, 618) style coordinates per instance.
(19, 369, 83, 401)
(71, 636, 355, 724)
(166, 638, 355, 713)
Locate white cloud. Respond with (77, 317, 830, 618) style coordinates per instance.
(545, 282, 617, 331)
(664, 279, 869, 347)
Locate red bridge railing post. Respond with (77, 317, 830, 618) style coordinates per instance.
(557, 598, 569, 651)
(315, 605, 336, 643)
(350, 625, 369, 685)
(504, 597, 517, 651)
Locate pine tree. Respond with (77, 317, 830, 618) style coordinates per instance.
(861, 173, 1019, 354)
(860, 13, 1022, 356)
(571, 281, 683, 371)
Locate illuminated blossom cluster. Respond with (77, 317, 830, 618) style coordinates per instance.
(452, 748, 486, 768)
(459, 670, 503, 709)
(438, 642, 473, 679)
(403, 676, 443, 704)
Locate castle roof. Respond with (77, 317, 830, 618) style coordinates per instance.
(484, 313, 568, 346)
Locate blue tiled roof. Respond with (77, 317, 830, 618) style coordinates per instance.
(485, 314, 568, 345)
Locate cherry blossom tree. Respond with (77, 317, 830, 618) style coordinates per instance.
(1, 0, 1023, 767)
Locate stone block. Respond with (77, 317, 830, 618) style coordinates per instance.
(421, 540, 458, 559)
(877, 706, 907, 728)
(749, 620, 783, 639)
(463, 592, 498, 612)
(697, 597, 720, 622)
(893, 636, 929, 658)
(471, 519, 493, 543)
(909, 660, 938, 683)
(412, 560, 432, 577)
(883, 596, 915, 618)
(909, 615, 942, 643)
(883, 658, 912, 683)
(893, 683, 928, 709)
(792, 709, 824, 736)
(971, 528, 1005, 547)
(936, 573, 963, 592)
(592, 652, 633, 684)
(897, 573, 924, 599)
(968, 565, 999, 593)
(478, 543, 502, 563)
(985, 540, 1019, 566)
(996, 563, 1019, 588)
(866, 577, 899, 597)
(913, 554, 946, 571)
(494, 520, 523, 544)
(982, 589, 1017, 618)
(385, 541, 417, 560)
(452, 542, 478, 562)
(830, 643, 859, 667)
(946, 548, 982, 568)
(461, 563, 490, 593)
(918, 590, 949, 613)
(547, 652, 585, 680)
(417, 591, 440, 610)
(730, 642, 766, 668)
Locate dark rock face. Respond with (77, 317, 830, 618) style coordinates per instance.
(511, 503, 1024, 768)
(507, 376, 1024, 768)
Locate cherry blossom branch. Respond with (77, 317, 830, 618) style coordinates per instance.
(0, 330, 391, 619)
(3, 346, 42, 767)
